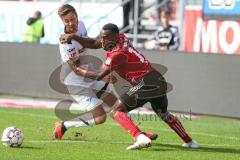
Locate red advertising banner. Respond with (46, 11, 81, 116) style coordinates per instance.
(183, 6, 240, 54)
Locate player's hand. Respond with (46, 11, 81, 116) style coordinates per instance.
(103, 75, 117, 84)
(60, 33, 74, 43)
(109, 75, 117, 84)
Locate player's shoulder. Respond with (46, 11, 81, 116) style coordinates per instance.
(77, 20, 85, 29)
(76, 20, 88, 37)
(169, 25, 179, 33)
(78, 20, 85, 26)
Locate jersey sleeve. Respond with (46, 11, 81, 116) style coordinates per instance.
(77, 21, 88, 38)
(59, 43, 76, 63)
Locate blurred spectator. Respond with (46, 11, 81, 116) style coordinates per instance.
(122, 0, 143, 33)
(22, 11, 45, 43)
(156, 0, 173, 25)
(144, 9, 179, 51)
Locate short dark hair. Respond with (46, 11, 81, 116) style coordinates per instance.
(102, 23, 119, 34)
(161, 9, 171, 16)
(34, 11, 42, 18)
(58, 4, 77, 17)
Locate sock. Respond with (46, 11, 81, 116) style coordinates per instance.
(166, 116, 192, 143)
(64, 119, 95, 129)
(136, 133, 150, 141)
(113, 111, 142, 138)
(63, 112, 96, 129)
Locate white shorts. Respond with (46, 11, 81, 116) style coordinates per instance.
(68, 81, 114, 111)
(71, 92, 102, 112)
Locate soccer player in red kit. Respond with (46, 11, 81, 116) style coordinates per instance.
(60, 23, 199, 149)
(53, 4, 157, 150)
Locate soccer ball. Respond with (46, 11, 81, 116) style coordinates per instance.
(1, 127, 24, 147)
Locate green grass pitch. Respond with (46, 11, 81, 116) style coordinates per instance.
(0, 107, 240, 160)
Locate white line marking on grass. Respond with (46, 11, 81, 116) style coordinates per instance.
(200, 144, 240, 147)
(1, 109, 239, 142)
(107, 123, 240, 141)
(188, 132, 240, 141)
(24, 140, 240, 147)
(0, 110, 57, 119)
(25, 140, 130, 145)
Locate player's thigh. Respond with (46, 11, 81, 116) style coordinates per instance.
(150, 95, 168, 115)
(139, 71, 168, 99)
(120, 91, 148, 112)
(93, 81, 117, 108)
(71, 90, 103, 112)
(91, 104, 107, 124)
(100, 91, 117, 108)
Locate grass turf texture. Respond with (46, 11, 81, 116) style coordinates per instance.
(0, 107, 240, 160)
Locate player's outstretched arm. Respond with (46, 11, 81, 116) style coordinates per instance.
(67, 59, 116, 83)
(95, 53, 127, 81)
(73, 35, 102, 49)
(60, 33, 102, 49)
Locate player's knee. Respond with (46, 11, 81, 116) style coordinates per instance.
(94, 113, 107, 124)
(110, 100, 127, 117)
(92, 106, 107, 124)
(159, 111, 174, 123)
(110, 109, 120, 118)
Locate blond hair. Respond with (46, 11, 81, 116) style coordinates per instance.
(58, 4, 77, 17)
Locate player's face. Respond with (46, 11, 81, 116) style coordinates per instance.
(100, 30, 118, 51)
(161, 13, 170, 28)
(61, 12, 78, 33)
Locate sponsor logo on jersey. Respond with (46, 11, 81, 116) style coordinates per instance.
(105, 57, 111, 65)
(67, 48, 75, 53)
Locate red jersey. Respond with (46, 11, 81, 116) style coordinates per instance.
(104, 33, 153, 85)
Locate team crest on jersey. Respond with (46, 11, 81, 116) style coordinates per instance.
(69, 52, 77, 58)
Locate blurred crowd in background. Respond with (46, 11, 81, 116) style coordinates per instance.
(0, 0, 239, 54)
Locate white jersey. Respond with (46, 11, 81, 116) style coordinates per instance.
(58, 21, 113, 111)
(59, 21, 98, 89)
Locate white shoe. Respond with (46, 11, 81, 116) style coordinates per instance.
(126, 134, 152, 150)
(182, 140, 199, 148)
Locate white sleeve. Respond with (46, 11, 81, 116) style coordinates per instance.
(59, 43, 76, 63)
(77, 20, 88, 37)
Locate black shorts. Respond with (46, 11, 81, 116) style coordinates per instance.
(120, 70, 169, 114)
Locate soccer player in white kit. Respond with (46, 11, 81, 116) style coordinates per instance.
(52, 4, 117, 140)
(52, 4, 157, 150)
